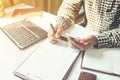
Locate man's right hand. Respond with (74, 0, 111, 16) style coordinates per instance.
(47, 24, 64, 44)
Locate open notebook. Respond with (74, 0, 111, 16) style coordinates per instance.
(13, 38, 80, 80)
(82, 47, 120, 76)
(0, 19, 47, 49)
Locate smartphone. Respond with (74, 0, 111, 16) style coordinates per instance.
(78, 71, 97, 80)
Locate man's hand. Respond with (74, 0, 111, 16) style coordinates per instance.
(67, 35, 98, 50)
(47, 24, 64, 44)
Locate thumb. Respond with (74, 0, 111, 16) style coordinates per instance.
(55, 27, 64, 38)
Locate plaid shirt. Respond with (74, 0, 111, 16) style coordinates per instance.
(55, 0, 120, 48)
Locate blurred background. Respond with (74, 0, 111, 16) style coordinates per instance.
(2, 0, 62, 15)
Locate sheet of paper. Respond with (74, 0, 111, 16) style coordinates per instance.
(63, 24, 98, 39)
(112, 49, 120, 75)
(14, 38, 80, 80)
(82, 47, 120, 75)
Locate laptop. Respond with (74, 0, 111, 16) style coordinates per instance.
(0, 19, 47, 49)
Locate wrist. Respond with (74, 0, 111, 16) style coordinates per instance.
(92, 36, 98, 45)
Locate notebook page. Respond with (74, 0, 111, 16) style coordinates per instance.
(112, 49, 120, 75)
(63, 24, 98, 39)
(82, 48, 114, 73)
(14, 38, 80, 80)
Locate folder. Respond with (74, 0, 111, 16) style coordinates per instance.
(81, 47, 120, 76)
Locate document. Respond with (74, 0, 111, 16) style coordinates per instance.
(14, 38, 80, 80)
(82, 47, 120, 76)
(63, 24, 98, 39)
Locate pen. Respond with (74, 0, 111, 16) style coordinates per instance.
(50, 23, 56, 34)
(50, 23, 68, 41)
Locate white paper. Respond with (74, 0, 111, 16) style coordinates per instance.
(63, 24, 98, 39)
(82, 47, 120, 75)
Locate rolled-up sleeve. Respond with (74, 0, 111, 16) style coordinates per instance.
(55, 0, 83, 29)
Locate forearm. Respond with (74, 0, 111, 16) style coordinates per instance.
(94, 27, 120, 48)
(55, 0, 83, 29)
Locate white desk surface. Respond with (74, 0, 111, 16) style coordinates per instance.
(0, 3, 120, 80)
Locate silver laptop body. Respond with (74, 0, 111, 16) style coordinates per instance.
(1, 20, 47, 49)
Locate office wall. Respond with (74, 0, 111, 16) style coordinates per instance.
(13, 0, 36, 7)
(3, 0, 62, 15)
(2, 0, 13, 8)
(35, 0, 62, 15)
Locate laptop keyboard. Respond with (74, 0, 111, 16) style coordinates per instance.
(1, 20, 43, 49)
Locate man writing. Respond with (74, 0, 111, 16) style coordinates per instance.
(48, 0, 120, 50)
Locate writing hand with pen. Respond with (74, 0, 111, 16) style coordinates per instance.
(47, 24, 98, 50)
(47, 24, 65, 44)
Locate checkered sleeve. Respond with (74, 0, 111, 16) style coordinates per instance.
(94, 26, 120, 48)
(93, 0, 120, 48)
(55, 0, 83, 29)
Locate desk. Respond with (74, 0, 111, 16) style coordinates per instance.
(0, 3, 55, 80)
(0, 3, 120, 80)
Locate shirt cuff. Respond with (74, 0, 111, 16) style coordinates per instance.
(55, 16, 74, 29)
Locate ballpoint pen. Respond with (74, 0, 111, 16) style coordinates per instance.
(50, 23, 56, 34)
(50, 23, 68, 41)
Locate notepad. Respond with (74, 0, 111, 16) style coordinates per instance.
(82, 47, 120, 76)
(63, 24, 98, 39)
(13, 38, 80, 80)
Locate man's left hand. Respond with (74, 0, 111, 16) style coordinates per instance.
(67, 35, 98, 50)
